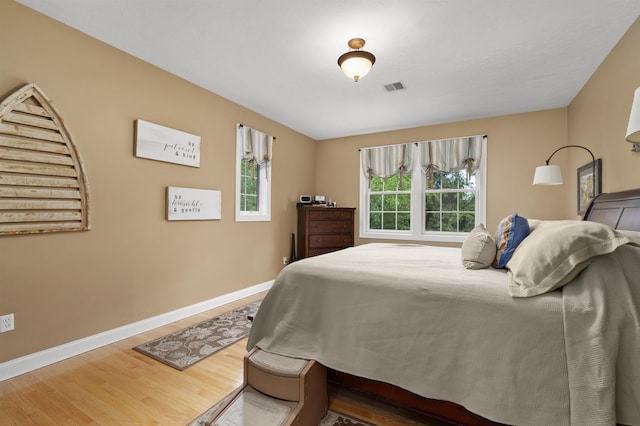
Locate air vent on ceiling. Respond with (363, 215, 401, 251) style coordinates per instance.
(384, 81, 406, 92)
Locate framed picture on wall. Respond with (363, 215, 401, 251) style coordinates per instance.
(577, 158, 602, 215)
(135, 119, 201, 167)
(166, 187, 221, 221)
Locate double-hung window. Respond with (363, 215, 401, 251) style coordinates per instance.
(424, 171, 479, 233)
(239, 158, 260, 212)
(235, 124, 273, 222)
(360, 135, 486, 243)
(368, 173, 412, 231)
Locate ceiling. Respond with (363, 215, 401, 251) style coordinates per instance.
(15, 0, 640, 140)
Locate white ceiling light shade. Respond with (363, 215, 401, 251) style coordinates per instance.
(626, 86, 640, 152)
(337, 38, 376, 82)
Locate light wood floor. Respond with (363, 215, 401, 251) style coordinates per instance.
(0, 291, 445, 425)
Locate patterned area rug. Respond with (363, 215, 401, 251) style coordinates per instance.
(134, 301, 261, 370)
(187, 387, 373, 426)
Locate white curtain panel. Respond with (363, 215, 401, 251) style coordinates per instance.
(360, 143, 415, 183)
(420, 135, 485, 182)
(238, 124, 274, 178)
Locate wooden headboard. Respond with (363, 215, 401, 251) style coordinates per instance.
(583, 188, 640, 231)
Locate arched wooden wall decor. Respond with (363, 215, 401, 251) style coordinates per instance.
(0, 83, 90, 235)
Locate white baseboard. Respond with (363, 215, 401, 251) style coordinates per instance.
(0, 280, 273, 382)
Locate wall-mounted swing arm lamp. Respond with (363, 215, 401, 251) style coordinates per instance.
(626, 87, 640, 152)
(532, 145, 596, 197)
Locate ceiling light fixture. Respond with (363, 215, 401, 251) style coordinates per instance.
(337, 38, 376, 82)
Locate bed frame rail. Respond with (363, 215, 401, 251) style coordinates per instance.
(583, 188, 640, 231)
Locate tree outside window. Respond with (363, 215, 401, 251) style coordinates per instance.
(368, 174, 412, 231)
(240, 159, 259, 212)
(425, 170, 476, 233)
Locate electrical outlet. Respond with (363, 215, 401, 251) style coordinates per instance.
(0, 313, 14, 333)
(282, 256, 288, 265)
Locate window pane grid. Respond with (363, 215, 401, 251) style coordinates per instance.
(368, 175, 411, 231)
(240, 159, 259, 212)
(425, 173, 476, 232)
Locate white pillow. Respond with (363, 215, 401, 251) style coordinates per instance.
(461, 224, 496, 269)
(618, 229, 640, 245)
(507, 220, 630, 297)
(527, 219, 542, 232)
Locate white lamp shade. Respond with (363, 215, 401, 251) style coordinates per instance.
(626, 87, 640, 143)
(533, 165, 563, 185)
(339, 56, 373, 82)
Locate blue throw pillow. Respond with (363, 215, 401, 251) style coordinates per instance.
(492, 213, 530, 269)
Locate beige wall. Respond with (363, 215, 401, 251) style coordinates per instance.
(0, 1, 316, 362)
(567, 17, 640, 217)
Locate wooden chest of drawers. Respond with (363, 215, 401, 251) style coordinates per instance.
(297, 206, 355, 258)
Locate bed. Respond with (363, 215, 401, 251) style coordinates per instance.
(247, 188, 640, 426)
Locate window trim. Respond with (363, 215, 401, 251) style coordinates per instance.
(235, 130, 271, 222)
(359, 139, 486, 243)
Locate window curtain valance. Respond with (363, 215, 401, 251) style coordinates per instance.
(237, 123, 274, 179)
(360, 143, 416, 186)
(420, 135, 485, 184)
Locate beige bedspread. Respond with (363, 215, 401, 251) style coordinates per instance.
(247, 243, 640, 426)
(563, 243, 640, 426)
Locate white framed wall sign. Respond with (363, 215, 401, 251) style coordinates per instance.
(135, 119, 201, 167)
(167, 187, 221, 221)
